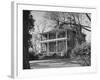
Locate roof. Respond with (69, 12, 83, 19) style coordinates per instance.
(40, 24, 73, 35)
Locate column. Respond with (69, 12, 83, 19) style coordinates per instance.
(40, 35, 42, 52)
(47, 33, 49, 56)
(66, 30, 67, 51)
(56, 32, 58, 54)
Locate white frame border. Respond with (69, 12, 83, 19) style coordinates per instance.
(11, 1, 97, 78)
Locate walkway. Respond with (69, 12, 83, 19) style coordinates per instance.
(29, 59, 81, 69)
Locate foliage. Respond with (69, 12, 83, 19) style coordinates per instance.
(23, 10, 35, 69)
(70, 42, 91, 66)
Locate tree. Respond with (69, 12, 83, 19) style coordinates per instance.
(23, 10, 35, 69)
(44, 12, 91, 31)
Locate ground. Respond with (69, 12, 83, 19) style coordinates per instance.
(29, 59, 81, 69)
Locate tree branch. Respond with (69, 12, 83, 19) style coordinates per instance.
(60, 22, 91, 32)
(86, 13, 91, 21)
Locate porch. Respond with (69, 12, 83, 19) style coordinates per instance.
(40, 29, 68, 56)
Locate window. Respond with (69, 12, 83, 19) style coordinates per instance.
(49, 32, 56, 39)
(58, 31, 66, 38)
(49, 42, 56, 52)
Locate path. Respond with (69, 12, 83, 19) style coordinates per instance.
(29, 59, 81, 69)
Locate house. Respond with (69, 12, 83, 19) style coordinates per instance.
(39, 24, 86, 57)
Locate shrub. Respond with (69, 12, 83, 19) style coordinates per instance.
(70, 42, 91, 66)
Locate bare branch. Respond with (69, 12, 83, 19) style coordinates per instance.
(86, 13, 91, 21)
(42, 20, 47, 33)
(60, 22, 91, 32)
(36, 24, 40, 33)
